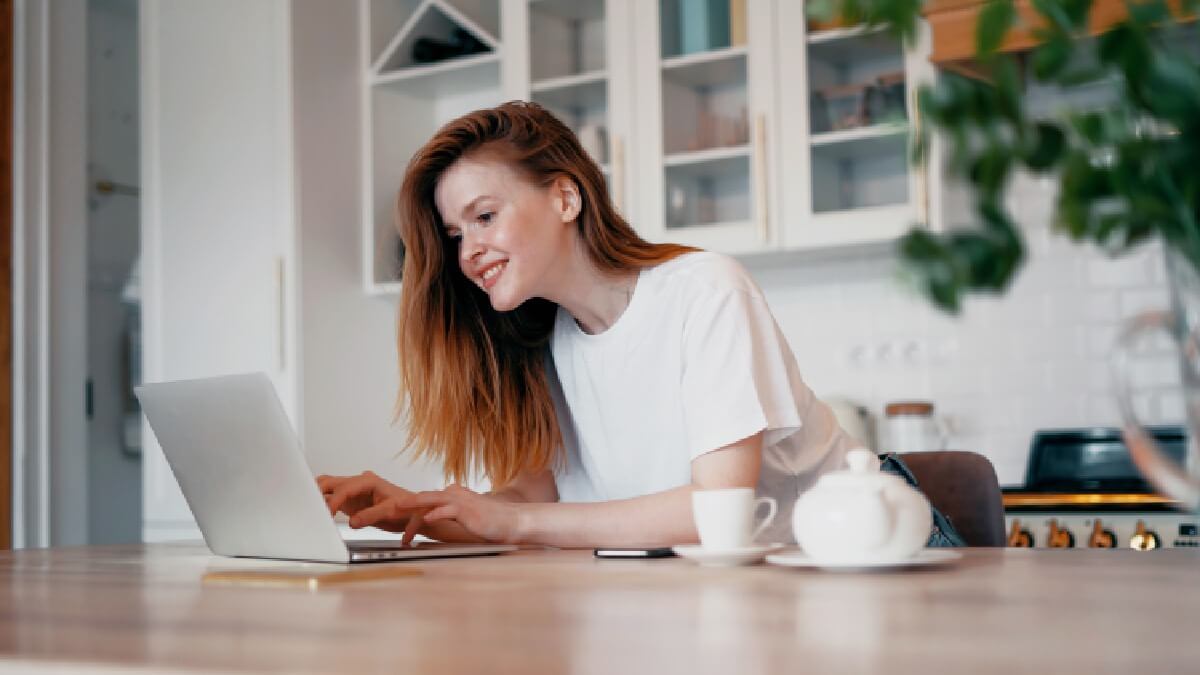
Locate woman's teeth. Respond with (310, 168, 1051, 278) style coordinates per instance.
(482, 262, 506, 281)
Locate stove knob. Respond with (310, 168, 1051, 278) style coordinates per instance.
(1088, 520, 1117, 548)
(1007, 519, 1034, 547)
(1129, 520, 1161, 551)
(1047, 519, 1075, 548)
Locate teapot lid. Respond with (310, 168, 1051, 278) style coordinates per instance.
(817, 449, 904, 490)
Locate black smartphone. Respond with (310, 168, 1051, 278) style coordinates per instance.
(593, 547, 677, 559)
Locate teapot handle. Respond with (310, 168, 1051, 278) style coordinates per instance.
(1112, 309, 1200, 510)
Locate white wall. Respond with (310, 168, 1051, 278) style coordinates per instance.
(292, 0, 445, 489)
(750, 173, 1172, 485)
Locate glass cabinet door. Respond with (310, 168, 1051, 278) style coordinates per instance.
(632, 0, 777, 254)
(508, 0, 634, 217)
(777, 1, 930, 249)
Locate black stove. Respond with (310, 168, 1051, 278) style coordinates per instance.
(1002, 427, 1199, 549)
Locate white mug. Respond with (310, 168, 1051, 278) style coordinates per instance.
(691, 488, 777, 551)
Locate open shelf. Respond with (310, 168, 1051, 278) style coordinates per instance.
(810, 122, 908, 147)
(664, 152, 751, 228)
(363, 0, 503, 293)
(372, 0, 498, 76)
(664, 143, 751, 169)
(661, 46, 747, 87)
(529, 0, 606, 81)
(531, 70, 607, 108)
(811, 132, 909, 213)
(372, 52, 500, 96)
(806, 23, 886, 45)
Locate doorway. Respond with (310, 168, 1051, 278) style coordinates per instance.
(84, 0, 140, 544)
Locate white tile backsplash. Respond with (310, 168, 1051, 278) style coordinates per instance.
(746, 173, 1179, 486)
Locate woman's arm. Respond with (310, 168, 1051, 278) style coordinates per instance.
(404, 431, 764, 547)
(516, 431, 763, 547)
(489, 469, 560, 503)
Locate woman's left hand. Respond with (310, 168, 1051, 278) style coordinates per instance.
(391, 484, 523, 546)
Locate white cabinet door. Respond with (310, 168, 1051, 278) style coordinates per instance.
(502, 0, 638, 222)
(776, 3, 937, 249)
(140, 0, 298, 542)
(630, 0, 779, 255)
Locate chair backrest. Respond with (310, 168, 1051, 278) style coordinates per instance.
(899, 451, 1006, 547)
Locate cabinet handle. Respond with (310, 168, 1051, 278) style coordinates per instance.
(276, 257, 286, 372)
(913, 95, 930, 226)
(754, 113, 769, 243)
(612, 134, 626, 215)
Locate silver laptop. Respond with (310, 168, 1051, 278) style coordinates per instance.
(135, 372, 516, 563)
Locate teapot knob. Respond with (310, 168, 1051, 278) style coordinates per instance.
(845, 448, 879, 473)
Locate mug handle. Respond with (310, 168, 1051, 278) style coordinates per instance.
(1112, 309, 1200, 510)
(750, 497, 777, 543)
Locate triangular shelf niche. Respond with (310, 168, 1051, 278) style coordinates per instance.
(372, 0, 499, 76)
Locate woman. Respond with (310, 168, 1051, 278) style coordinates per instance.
(318, 101, 856, 548)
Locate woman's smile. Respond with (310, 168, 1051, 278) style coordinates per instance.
(480, 260, 507, 290)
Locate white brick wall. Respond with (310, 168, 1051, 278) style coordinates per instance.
(745, 172, 1181, 485)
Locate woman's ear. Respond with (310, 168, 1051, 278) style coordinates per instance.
(554, 176, 582, 223)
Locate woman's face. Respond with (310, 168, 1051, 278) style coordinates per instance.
(434, 154, 579, 312)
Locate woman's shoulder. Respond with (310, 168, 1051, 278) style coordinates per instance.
(645, 250, 761, 298)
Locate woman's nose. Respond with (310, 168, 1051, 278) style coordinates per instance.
(459, 230, 484, 266)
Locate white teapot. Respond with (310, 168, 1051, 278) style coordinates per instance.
(792, 449, 933, 564)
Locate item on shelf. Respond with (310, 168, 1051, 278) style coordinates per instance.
(688, 108, 750, 151)
(816, 82, 874, 132)
(411, 28, 488, 64)
(667, 183, 690, 226)
(577, 124, 609, 165)
(806, 14, 856, 32)
(873, 71, 908, 122)
(730, 0, 747, 46)
(810, 92, 832, 134)
(678, 0, 731, 55)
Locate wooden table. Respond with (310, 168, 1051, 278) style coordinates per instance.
(0, 543, 1197, 673)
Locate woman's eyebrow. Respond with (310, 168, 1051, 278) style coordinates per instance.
(458, 195, 491, 220)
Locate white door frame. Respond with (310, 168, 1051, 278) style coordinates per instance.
(11, 0, 90, 549)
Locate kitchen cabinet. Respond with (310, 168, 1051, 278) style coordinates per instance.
(925, 0, 1195, 73)
(362, 0, 505, 295)
(141, 0, 300, 541)
(503, 0, 639, 220)
(361, 0, 941, 292)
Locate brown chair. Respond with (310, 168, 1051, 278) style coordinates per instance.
(900, 451, 1006, 547)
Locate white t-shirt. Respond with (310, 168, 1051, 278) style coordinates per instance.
(548, 251, 854, 543)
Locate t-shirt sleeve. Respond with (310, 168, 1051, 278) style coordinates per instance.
(680, 284, 808, 461)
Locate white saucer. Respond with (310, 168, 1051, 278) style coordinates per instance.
(673, 543, 784, 567)
(766, 548, 962, 571)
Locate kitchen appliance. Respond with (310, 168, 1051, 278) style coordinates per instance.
(825, 397, 876, 450)
(880, 401, 948, 455)
(1003, 427, 1199, 550)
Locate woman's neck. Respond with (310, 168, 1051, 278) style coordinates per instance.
(545, 241, 638, 336)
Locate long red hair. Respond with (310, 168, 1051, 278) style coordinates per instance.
(396, 101, 693, 487)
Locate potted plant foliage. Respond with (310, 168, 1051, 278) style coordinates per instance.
(807, 0, 1200, 506)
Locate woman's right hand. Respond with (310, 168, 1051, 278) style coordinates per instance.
(316, 471, 418, 534)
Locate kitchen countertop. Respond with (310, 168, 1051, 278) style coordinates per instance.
(0, 543, 1196, 673)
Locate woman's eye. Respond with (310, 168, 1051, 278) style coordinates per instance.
(477, 212, 494, 224)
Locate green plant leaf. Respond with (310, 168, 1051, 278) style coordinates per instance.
(1068, 111, 1107, 145)
(1032, 35, 1072, 80)
(1030, 0, 1075, 34)
(977, 0, 1017, 57)
(1023, 122, 1067, 170)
